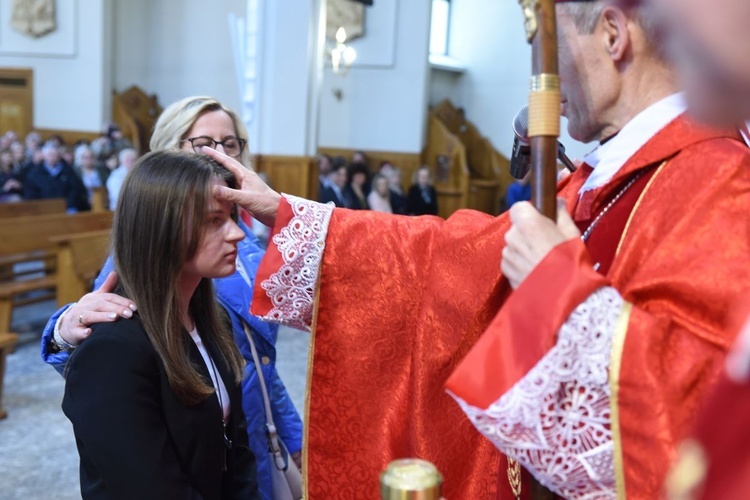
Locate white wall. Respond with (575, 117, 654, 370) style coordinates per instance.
(317, 0, 433, 153)
(252, 0, 317, 156)
(432, 0, 593, 160)
(114, 0, 246, 119)
(0, 0, 111, 132)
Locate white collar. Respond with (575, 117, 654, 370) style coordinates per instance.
(580, 93, 687, 194)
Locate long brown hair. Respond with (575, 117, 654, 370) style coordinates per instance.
(113, 150, 244, 405)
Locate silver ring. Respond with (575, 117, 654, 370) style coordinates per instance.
(78, 314, 85, 326)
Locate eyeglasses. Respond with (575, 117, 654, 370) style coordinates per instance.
(180, 136, 247, 158)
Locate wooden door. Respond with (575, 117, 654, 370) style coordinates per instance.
(0, 68, 33, 137)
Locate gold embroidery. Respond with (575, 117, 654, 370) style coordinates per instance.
(615, 160, 668, 257)
(609, 301, 633, 499)
(507, 457, 522, 499)
(302, 276, 323, 498)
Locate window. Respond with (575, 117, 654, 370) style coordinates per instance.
(429, 0, 451, 55)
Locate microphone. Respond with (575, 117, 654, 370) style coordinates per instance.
(509, 106, 577, 180)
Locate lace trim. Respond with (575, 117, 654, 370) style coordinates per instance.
(258, 194, 334, 332)
(451, 287, 623, 500)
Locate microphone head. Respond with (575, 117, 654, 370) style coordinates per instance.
(510, 105, 531, 180)
(512, 106, 529, 142)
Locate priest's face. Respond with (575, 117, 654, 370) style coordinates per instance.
(556, 5, 617, 143)
(648, 0, 750, 123)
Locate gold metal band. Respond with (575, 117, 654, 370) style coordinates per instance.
(530, 73, 560, 92)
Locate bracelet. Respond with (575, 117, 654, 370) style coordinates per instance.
(52, 303, 78, 351)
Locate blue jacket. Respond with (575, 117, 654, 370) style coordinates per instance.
(40, 222, 302, 500)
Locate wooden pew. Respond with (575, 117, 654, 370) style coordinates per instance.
(51, 230, 111, 307)
(0, 332, 18, 419)
(0, 212, 113, 333)
(422, 112, 471, 218)
(90, 187, 109, 213)
(429, 100, 513, 215)
(0, 198, 66, 218)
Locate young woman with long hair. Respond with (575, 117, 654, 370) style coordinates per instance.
(62, 151, 259, 498)
(41, 97, 302, 500)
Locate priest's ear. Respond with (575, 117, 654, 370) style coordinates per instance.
(598, 6, 631, 64)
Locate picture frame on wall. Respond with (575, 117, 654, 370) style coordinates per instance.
(0, 0, 76, 58)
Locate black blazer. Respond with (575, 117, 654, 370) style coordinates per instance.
(406, 185, 438, 216)
(318, 185, 347, 207)
(62, 316, 259, 500)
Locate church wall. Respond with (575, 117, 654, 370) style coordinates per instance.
(0, 0, 111, 133)
(434, 0, 592, 160)
(252, 0, 317, 156)
(317, 0, 432, 154)
(113, 0, 246, 120)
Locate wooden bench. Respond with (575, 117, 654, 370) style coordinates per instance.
(0, 332, 18, 419)
(52, 230, 111, 307)
(90, 187, 109, 213)
(0, 212, 113, 333)
(0, 198, 66, 218)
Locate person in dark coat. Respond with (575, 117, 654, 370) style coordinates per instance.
(23, 141, 90, 212)
(406, 166, 438, 216)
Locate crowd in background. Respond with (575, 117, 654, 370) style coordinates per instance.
(1, 127, 443, 219)
(316, 151, 439, 216)
(0, 124, 135, 213)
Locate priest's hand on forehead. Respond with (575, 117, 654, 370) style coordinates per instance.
(202, 146, 282, 228)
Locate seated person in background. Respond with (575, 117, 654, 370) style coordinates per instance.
(0, 130, 17, 150)
(318, 163, 348, 207)
(386, 166, 407, 215)
(23, 131, 41, 163)
(504, 171, 531, 211)
(317, 153, 332, 197)
(23, 141, 90, 213)
(351, 150, 370, 171)
(10, 140, 26, 172)
(106, 148, 138, 210)
(0, 148, 22, 202)
(62, 150, 259, 499)
(61, 145, 75, 167)
(406, 165, 438, 216)
(74, 145, 105, 205)
(344, 162, 369, 209)
(102, 151, 119, 179)
(367, 174, 393, 213)
(91, 123, 133, 162)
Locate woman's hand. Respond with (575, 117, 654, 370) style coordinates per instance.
(202, 147, 282, 228)
(59, 272, 137, 346)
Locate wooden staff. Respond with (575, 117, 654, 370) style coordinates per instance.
(520, 0, 560, 220)
(516, 2, 560, 498)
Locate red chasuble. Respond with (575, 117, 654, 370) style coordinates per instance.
(253, 115, 750, 499)
(665, 315, 750, 499)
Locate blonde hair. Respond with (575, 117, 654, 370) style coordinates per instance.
(150, 96, 252, 168)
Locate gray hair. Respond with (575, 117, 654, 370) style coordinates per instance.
(560, 2, 666, 59)
(118, 147, 138, 164)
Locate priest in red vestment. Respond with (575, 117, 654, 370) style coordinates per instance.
(624, 0, 750, 497)
(208, 1, 750, 498)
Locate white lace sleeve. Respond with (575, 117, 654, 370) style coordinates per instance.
(449, 287, 624, 500)
(257, 194, 334, 332)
